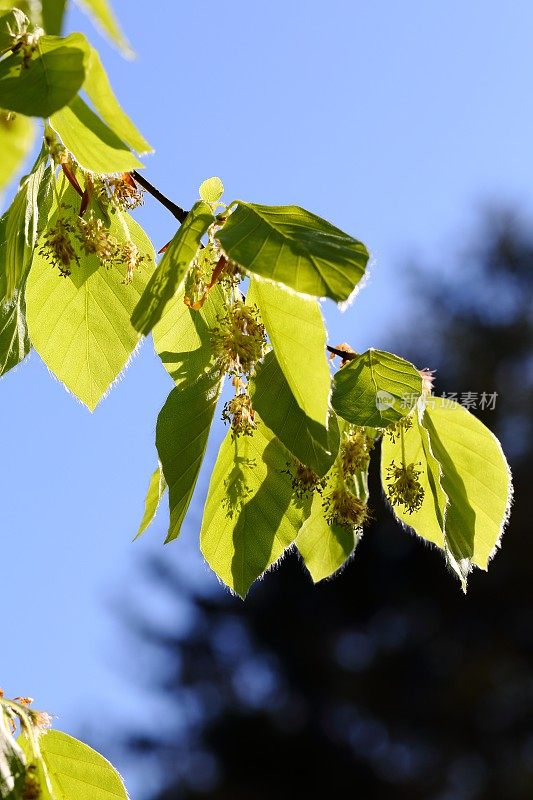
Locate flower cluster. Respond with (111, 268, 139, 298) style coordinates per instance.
(323, 486, 369, 529)
(341, 427, 374, 475)
(283, 460, 325, 499)
(39, 213, 78, 276)
(222, 392, 257, 438)
(96, 174, 144, 211)
(384, 414, 413, 444)
(76, 212, 120, 267)
(211, 300, 267, 377)
(386, 460, 425, 514)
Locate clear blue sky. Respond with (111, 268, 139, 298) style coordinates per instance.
(1, 0, 533, 788)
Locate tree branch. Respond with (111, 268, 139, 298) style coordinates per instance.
(132, 170, 189, 223)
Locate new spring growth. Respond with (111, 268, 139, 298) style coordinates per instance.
(284, 460, 325, 499)
(341, 427, 374, 475)
(96, 174, 144, 211)
(323, 486, 369, 529)
(39, 211, 78, 276)
(77, 212, 120, 267)
(211, 300, 267, 377)
(222, 391, 257, 438)
(386, 460, 425, 514)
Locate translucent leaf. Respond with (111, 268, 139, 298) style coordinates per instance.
(131, 201, 213, 336)
(200, 417, 305, 597)
(380, 412, 447, 550)
(0, 211, 31, 377)
(3, 150, 51, 300)
(25, 183, 155, 410)
(247, 277, 331, 427)
(50, 95, 143, 174)
(332, 348, 423, 427)
(0, 111, 35, 192)
(152, 285, 226, 388)
(22, 730, 128, 800)
(296, 492, 357, 583)
(75, 0, 133, 58)
(41, 0, 67, 35)
(199, 176, 224, 203)
(156, 370, 222, 542)
(424, 397, 512, 573)
(83, 46, 152, 154)
(0, 33, 90, 117)
(135, 463, 166, 540)
(250, 350, 339, 477)
(217, 201, 369, 302)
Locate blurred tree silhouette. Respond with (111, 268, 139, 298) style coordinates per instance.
(123, 210, 532, 800)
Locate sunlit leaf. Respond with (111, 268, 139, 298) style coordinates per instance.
(0, 712, 27, 799)
(131, 201, 213, 335)
(135, 463, 167, 540)
(199, 176, 224, 203)
(152, 285, 226, 388)
(332, 348, 423, 427)
(0, 111, 35, 193)
(41, 0, 67, 35)
(25, 183, 155, 410)
(296, 492, 357, 583)
(0, 33, 90, 117)
(200, 417, 306, 597)
(50, 95, 143, 174)
(247, 277, 331, 427)
(75, 0, 133, 58)
(217, 201, 369, 302)
(156, 370, 222, 542)
(0, 8, 28, 55)
(250, 350, 339, 477)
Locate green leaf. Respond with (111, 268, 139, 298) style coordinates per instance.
(50, 95, 143, 174)
(296, 492, 357, 583)
(199, 176, 224, 204)
(0, 33, 90, 117)
(247, 277, 331, 427)
(250, 350, 339, 477)
(0, 8, 28, 55)
(135, 463, 167, 540)
(25, 182, 155, 410)
(30, 730, 128, 800)
(0, 279, 31, 378)
(200, 417, 305, 597)
(0, 712, 27, 800)
(156, 370, 222, 542)
(0, 111, 35, 192)
(75, 0, 133, 58)
(423, 397, 512, 573)
(217, 201, 369, 302)
(3, 149, 51, 300)
(152, 284, 226, 388)
(380, 412, 447, 550)
(131, 202, 213, 336)
(42, 0, 68, 35)
(332, 348, 423, 428)
(83, 46, 152, 154)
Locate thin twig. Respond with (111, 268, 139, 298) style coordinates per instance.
(326, 345, 357, 361)
(131, 170, 189, 223)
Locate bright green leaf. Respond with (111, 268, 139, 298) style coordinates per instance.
(332, 348, 423, 428)
(217, 201, 369, 302)
(156, 370, 222, 542)
(200, 417, 306, 597)
(41, 0, 67, 35)
(250, 350, 339, 477)
(83, 46, 152, 154)
(247, 277, 331, 427)
(131, 201, 213, 336)
(3, 149, 51, 300)
(296, 492, 357, 583)
(50, 95, 143, 174)
(424, 397, 512, 573)
(135, 463, 167, 540)
(0, 33, 90, 117)
(199, 176, 224, 203)
(0, 110, 35, 192)
(152, 284, 226, 388)
(0, 8, 28, 54)
(75, 0, 133, 58)
(26, 183, 155, 410)
(30, 730, 128, 800)
(0, 210, 31, 376)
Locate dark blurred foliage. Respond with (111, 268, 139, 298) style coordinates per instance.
(123, 211, 533, 800)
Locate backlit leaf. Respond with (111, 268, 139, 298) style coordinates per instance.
(296, 492, 357, 583)
(131, 201, 213, 336)
(199, 176, 224, 204)
(75, 0, 133, 58)
(0, 111, 35, 192)
(135, 463, 167, 540)
(217, 201, 369, 302)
